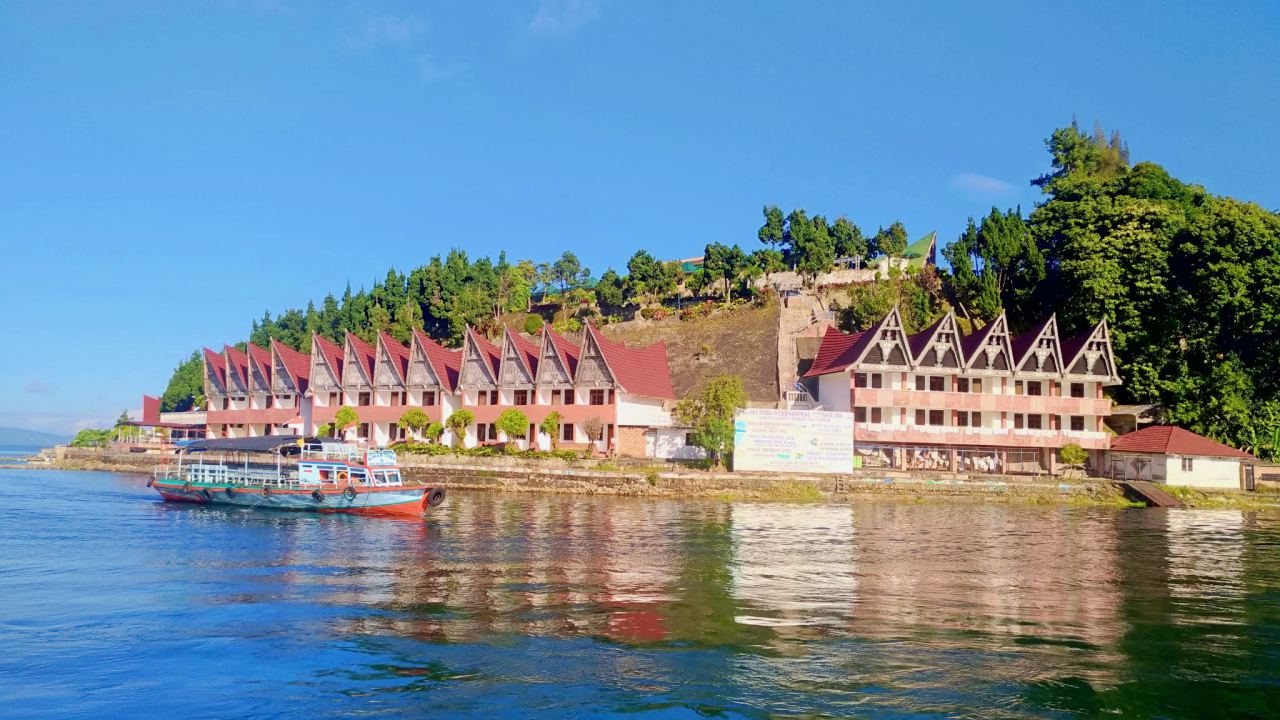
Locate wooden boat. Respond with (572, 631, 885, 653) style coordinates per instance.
(149, 436, 444, 516)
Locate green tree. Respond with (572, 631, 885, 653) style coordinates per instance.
(943, 207, 1045, 324)
(752, 248, 786, 285)
(757, 204, 786, 252)
(832, 217, 867, 260)
(496, 408, 531, 449)
(595, 268, 626, 307)
(673, 375, 749, 467)
(399, 408, 430, 441)
(583, 416, 604, 450)
(540, 411, 563, 450)
(70, 428, 113, 448)
(160, 351, 205, 412)
(793, 213, 836, 284)
(316, 423, 334, 437)
(703, 243, 749, 301)
(446, 409, 474, 448)
(870, 221, 908, 258)
(424, 421, 446, 444)
(334, 407, 359, 438)
(522, 313, 545, 334)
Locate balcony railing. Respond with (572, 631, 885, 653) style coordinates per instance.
(854, 422, 1109, 449)
(849, 388, 1111, 416)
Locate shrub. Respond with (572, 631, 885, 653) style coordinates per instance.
(423, 421, 445, 444)
(446, 410, 474, 448)
(495, 408, 531, 450)
(640, 305, 669, 321)
(334, 407, 359, 437)
(1060, 443, 1089, 468)
(522, 314, 544, 335)
(399, 408, 430, 439)
(540, 411, 563, 450)
(679, 300, 716, 321)
(554, 316, 583, 334)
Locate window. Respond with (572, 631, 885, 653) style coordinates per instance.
(390, 392, 401, 407)
(684, 432, 694, 446)
(871, 373, 883, 389)
(1027, 381, 1042, 397)
(956, 411, 969, 427)
(915, 409, 926, 425)
(358, 423, 370, 439)
(973, 379, 983, 393)
(1070, 383, 1085, 399)
(1014, 380, 1024, 395)
(1070, 415, 1085, 432)
(1181, 457, 1194, 472)
(329, 392, 339, 406)
(590, 389, 606, 405)
(562, 423, 574, 442)
(609, 389, 616, 403)
(564, 390, 576, 405)
(929, 376, 945, 392)
(871, 407, 882, 423)
(915, 376, 926, 391)
(929, 409, 944, 426)
(854, 373, 868, 388)
(854, 407, 867, 422)
(971, 412, 981, 427)
(422, 391, 436, 406)
(1014, 413, 1024, 429)
(358, 392, 371, 406)
(514, 390, 529, 406)
(1027, 414, 1042, 430)
(389, 422, 400, 441)
(551, 389, 561, 404)
(222, 398, 229, 410)
(265, 395, 274, 408)
(956, 377, 969, 393)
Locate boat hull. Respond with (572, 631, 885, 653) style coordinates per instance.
(151, 480, 433, 517)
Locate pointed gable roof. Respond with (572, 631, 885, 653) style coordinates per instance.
(224, 345, 249, 392)
(343, 332, 376, 387)
(411, 328, 461, 392)
(269, 339, 310, 394)
(458, 327, 501, 388)
(1009, 315, 1064, 375)
(497, 327, 540, 387)
(245, 343, 273, 393)
(374, 331, 410, 387)
(962, 311, 1015, 372)
(584, 325, 676, 400)
(850, 306, 912, 368)
(1110, 425, 1254, 460)
(310, 334, 344, 388)
(203, 347, 227, 395)
(545, 327, 581, 376)
(1062, 319, 1120, 384)
(906, 312, 964, 369)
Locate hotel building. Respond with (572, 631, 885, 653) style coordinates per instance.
(803, 306, 1120, 474)
(202, 325, 685, 457)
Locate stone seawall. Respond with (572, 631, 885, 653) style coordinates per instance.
(21, 447, 1130, 505)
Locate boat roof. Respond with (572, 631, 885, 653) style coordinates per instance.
(182, 436, 340, 455)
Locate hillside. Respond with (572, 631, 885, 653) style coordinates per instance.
(599, 301, 780, 403)
(0, 426, 67, 446)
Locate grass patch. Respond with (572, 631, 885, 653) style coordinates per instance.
(1163, 485, 1280, 510)
(715, 480, 825, 503)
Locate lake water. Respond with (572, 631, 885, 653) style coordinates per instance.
(2, 469, 1278, 719)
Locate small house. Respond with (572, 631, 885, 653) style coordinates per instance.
(1105, 425, 1256, 490)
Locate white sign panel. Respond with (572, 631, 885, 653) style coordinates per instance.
(733, 408, 854, 474)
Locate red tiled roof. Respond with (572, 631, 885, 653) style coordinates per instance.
(468, 328, 503, 376)
(377, 331, 410, 382)
(545, 327, 581, 376)
(1060, 327, 1092, 368)
(1010, 317, 1053, 367)
(412, 328, 461, 392)
(270, 339, 310, 385)
(960, 317, 1000, 363)
(507, 328, 541, 377)
(587, 325, 676, 400)
(1110, 425, 1255, 460)
(247, 343, 272, 386)
(224, 345, 249, 387)
(907, 314, 946, 361)
(311, 334, 344, 382)
(803, 325, 874, 377)
(345, 332, 376, 381)
(203, 347, 226, 382)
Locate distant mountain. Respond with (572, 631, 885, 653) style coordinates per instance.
(0, 426, 69, 446)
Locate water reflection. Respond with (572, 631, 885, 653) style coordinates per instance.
(5, 471, 1280, 719)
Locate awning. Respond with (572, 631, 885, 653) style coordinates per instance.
(182, 436, 339, 455)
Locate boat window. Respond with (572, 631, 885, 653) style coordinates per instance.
(347, 468, 368, 484)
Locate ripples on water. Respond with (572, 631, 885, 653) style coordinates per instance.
(1, 470, 1278, 718)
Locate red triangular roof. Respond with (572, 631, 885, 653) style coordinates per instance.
(311, 334, 345, 382)
(377, 331, 411, 383)
(1110, 426, 1255, 460)
(224, 345, 249, 387)
(907, 314, 947, 361)
(203, 347, 226, 381)
(468, 327, 503, 377)
(586, 325, 676, 400)
(506, 328, 541, 377)
(344, 332, 377, 381)
(960, 316, 1001, 363)
(270, 339, 311, 385)
(1010, 316, 1053, 367)
(803, 325, 875, 377)
(247, 343, 272, 387)
(544, 327, 581, 376)
(412, 328, 461, 392)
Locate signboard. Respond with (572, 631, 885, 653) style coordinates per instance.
(733, 408, 854, 474)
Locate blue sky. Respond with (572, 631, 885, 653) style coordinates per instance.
(2, 1, 1278, 434)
